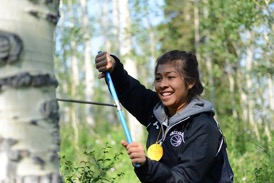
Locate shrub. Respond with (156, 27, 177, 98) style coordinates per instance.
(60, 143, 124, 183)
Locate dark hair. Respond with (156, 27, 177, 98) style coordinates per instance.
(154, 50, 204, 102)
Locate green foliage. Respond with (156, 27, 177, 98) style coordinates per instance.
(158, 0, 195, 52)
(220, 115, 274, 183)
(252, 151, 274, 183)
(60, 122, 140, 183)
(60, 144, 124, 183)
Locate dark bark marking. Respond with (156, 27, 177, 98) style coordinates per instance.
(29, 10, 39, 18)
(30, 120, 38, 126)
(46, 13, 59, 25)
(28, 0, 39, 4)
(5, 138, 18, 146)
(0, 72, 58, 89)
(49, 152, 59, 163)
(32, 156, 45, 168)
(45, 0, 53, 3)
(28, 10, 59, 25)
(0, 30, 23, 65)
(0, 135, 3, 144)
(40, 100, 59, 121)
(0, 138, 25, 162)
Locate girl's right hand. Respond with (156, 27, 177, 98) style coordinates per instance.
(95, 51, 116, 79)
(121, 140, 147, 166)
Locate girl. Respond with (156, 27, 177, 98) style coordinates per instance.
(95, 50, 233, 183)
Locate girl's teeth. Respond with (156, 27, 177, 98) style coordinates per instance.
(162, 93, 171, 96)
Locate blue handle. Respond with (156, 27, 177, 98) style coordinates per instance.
(98, 51, 140, 167)
(105, 71, 133, 143)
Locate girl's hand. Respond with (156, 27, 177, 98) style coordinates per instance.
(95, 51, 116, 79)
(121, 140, 146, 166)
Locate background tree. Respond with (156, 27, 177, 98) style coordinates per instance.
(0, 0, 61, 182)
(80, 0, 96, 127)
(117, 0, 144, 142)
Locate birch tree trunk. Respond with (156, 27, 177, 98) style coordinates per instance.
(112, 0, 120, 54)
(68, 0, 80, 146)
(0, 0, 62, 182)
(80, 0, 95, 127)
(226, 67, 238, 119)
(263, 7, 273, 139)
(194, 0, 200, 55)
(118, 0, 144, 142)
(102, 0, 112, 51)
(245, 31, 260, 140)
(99, 0, 117, 124)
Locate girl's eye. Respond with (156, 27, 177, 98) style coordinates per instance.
(155, 77, 161, 81)
(168, 76, 175, 79)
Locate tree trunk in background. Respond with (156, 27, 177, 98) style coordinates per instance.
(0, 0, 62, 182)
(143, 2, 157, 62)
(99, 0, 116, 124)
(143, 6, 157, 87)
(267, 72, 274, 137)
(118, 0, 144, 142)
(112, 0, 120, 54)
(102, 0, 111, 51)
(226, 62, 238, 119)
(194, 0, 200, 58)
(205, 56, 216, 107)
(245, 31, 260, 140)
(199, 0, 216, 107)
(57, 1, 71, 124)
(263, 10, 273, 140)
(80, 0, 95, 127)
(267, 73, 274, 114)
(68, 0, 79, 147)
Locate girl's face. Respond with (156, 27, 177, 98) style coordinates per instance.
(155, 63, 194, 116)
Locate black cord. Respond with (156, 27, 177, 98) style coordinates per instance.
(56, 98, 117, 107)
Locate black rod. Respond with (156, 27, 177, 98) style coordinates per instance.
(56, 98, 117, 107)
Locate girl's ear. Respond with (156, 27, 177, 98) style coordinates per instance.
(188, 82, 195, 89)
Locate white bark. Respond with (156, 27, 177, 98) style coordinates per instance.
(102, 0, 112, 51)
(118, 0, 144, 142)
(0, 0, 61, 182)
(68, 0, 80, 146)
(194, 0, 200, 59)
(245, 31, 260, 140)
(227, 69, 238, 119)
(267, 73, 274, 111)
(205, 56, 216, 106)
(143, 2, 157, 62)
(80, 0, 95, 126)
(112, 0, 120, 53)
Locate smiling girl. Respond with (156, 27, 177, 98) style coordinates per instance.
(95, 50, 233, 183)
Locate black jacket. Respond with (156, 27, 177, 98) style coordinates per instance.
(109, 56, 229, 183)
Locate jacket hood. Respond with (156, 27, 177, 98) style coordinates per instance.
(153, 98, 215, 126)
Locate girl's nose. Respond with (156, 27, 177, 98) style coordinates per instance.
(159, 78, 168, 88)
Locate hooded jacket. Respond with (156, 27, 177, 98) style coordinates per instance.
(109, 55, 224, 183)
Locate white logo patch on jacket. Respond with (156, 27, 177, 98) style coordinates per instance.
(170, 131, 185, 147)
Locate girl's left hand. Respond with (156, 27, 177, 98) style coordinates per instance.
(121, 140, 146, 166)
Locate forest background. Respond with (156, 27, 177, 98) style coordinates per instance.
(55, 0, 274, 182)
